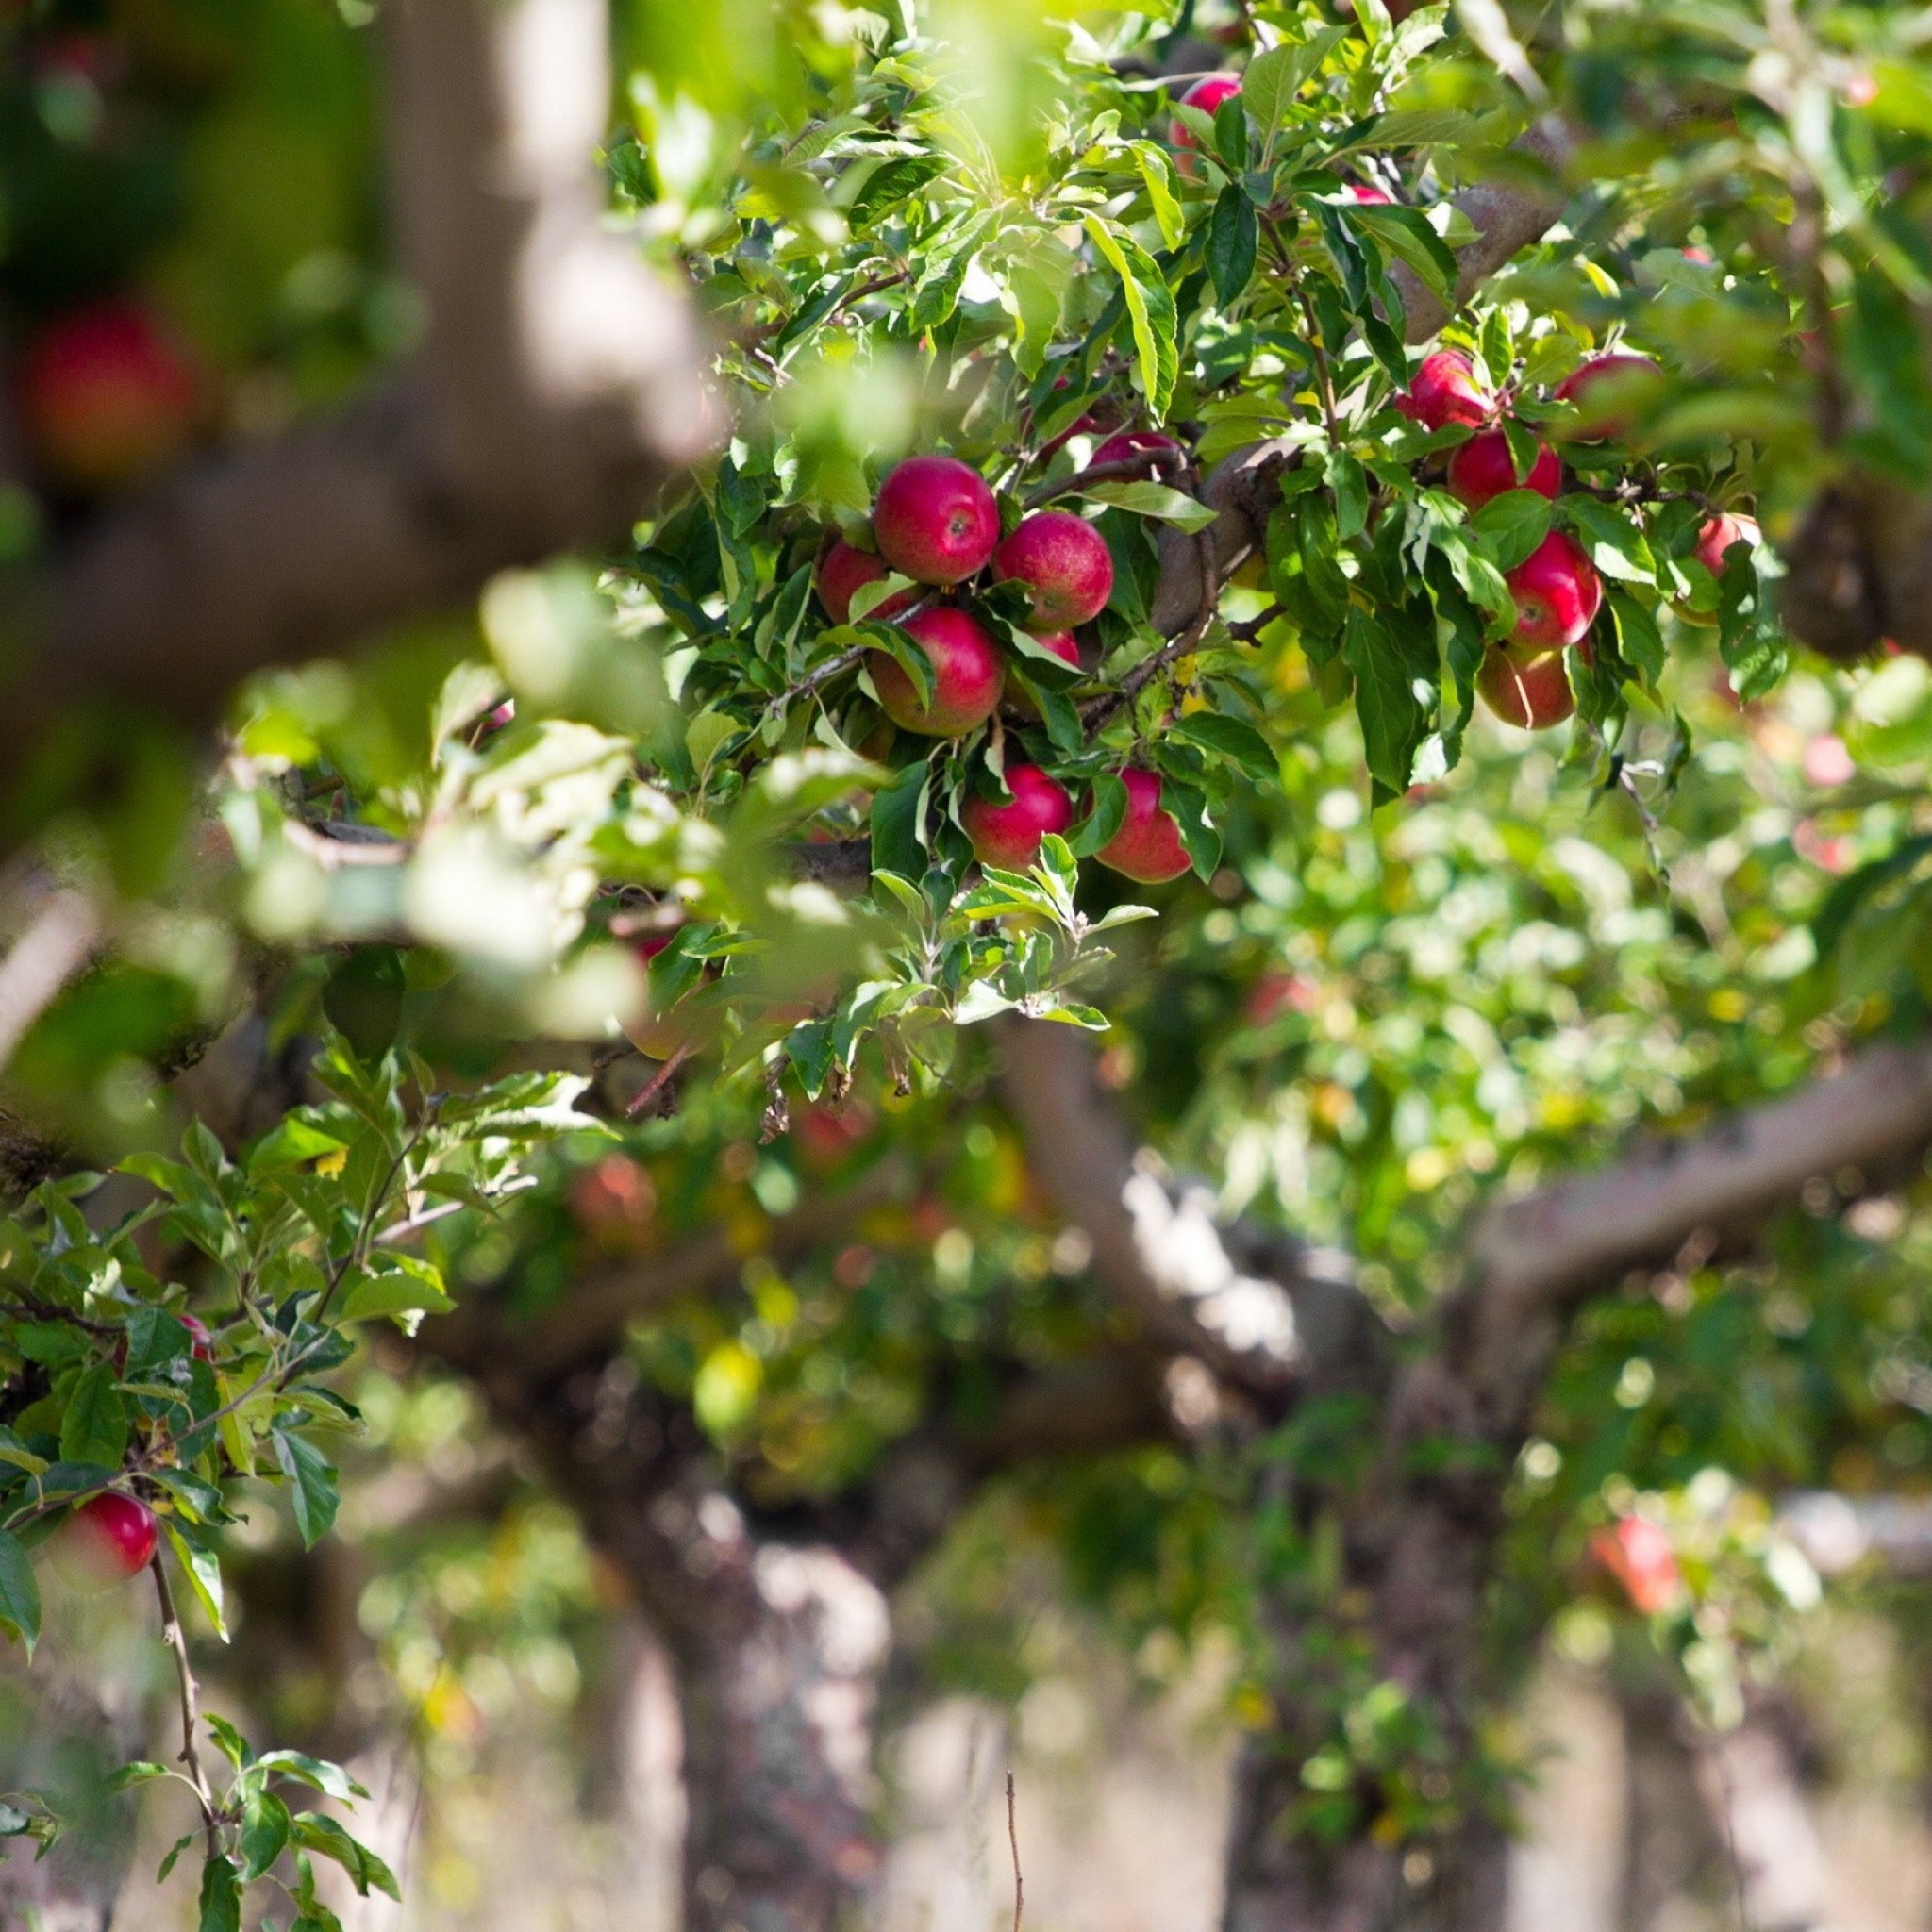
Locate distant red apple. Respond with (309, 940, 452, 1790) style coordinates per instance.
(1170, 74, 1242, 154)
(1094, 770, 1191, 883)
(570, 1153, 657, 1241)
(59, 1493, 158, 1589)
(991, 510, 1114, 628)
(1447, 429, 1560, 508)
(1475, 642, 1574, 729)
(20, 299, 201, 490)
(1344, 182, 1394, 204)
(1398, 351, 1491, 431)
(1591, 1515, 1682, 1615)
(816, 537, 917, 625)
(179, 1313, 214, 1362)
(962, 764, 1074, 870)
(1555, 353, 1663, 441)
(872, 456, 999, 586)
(867, 608, 1004, 736)
(1693, 510, 1760, 578)
(1090, 430, 1185, 477)
(1506, 530, 1602, 649)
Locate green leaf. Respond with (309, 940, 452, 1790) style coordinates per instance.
(864, 626, 937, 708)
(272, 1431, 341, 1550)
(1208, 185, 1258, 308)
(198, 1854, 242, 1932)
(1076, 481, 1217, 532)
(164, 1523, 230, 1642)
(241, 1790, 292, 1882)
(1171, 714, 1278, 780)
(255, 1751, 370, 1805)
(870, 762, 929, 880)
(290, 1814, 400, 1900)
(0, 1529, 41, 1657)
(106, 1761, 172, 1794)
(849, 151, 948, 228)
(60, 1365, 128, 1470)
(1129, 142, 1184, 251)
(1341, 201, 1458, 300)
(1069, 773, 1129, 857)
(339, 1255, 455, 1326)
(1468, 490, 1554, 573)
(1241, 31, 1348, 151)
(1343, 606, 1432, 805)
(1609, 588, 1665, 685)
(1084, 218, 1176, 417)
(1562, 496, 1657, 585)
(1326, 450, 1370, 542)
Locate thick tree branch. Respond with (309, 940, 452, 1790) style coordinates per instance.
(1460, 1036, 1932, 1413)
(993, 1017, 1363, 1405)
(8, 0, 714, 729)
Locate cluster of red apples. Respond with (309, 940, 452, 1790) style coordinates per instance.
(817, 449, 1191, 883)
(1401, 346, 1757, 729)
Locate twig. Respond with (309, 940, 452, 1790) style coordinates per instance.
(1083, 524, 1224, 735)
(1227, 602, 1284, 642)
(1006, 1770, 1024, 1932)
(626, 1040, 697, 1118)
(153, 1550, 221, 1859)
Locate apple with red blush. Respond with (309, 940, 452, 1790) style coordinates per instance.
(872, 456, 999, 586)
(991, 510, 1114, 628)
(1398, 351, 1491, 431)
(816, 537, 916, 625)
(1447, 428, 1560, 508)
(1506, 531, 1602, 650)
(1555, 353, 1663, 441)
(867, 608, 1005, 736)
(1089, 430, 1184, 478)
(962, 765, 1074, 871)
(1094, 770, 1191, 884)
(1170, 74, 1242, 160)
(57, 1492, 158, 1589)
(1475, 641, 1574, 729)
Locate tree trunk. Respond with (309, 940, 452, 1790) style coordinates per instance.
(482, 1355, 888, 1932)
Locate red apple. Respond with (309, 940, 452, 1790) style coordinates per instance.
(1170, 74, 1242, 153)
(867, 608, 1004, 736)
(1090, 429, 1185, 477)
(1591, 1515, 1682, 1615)
(1446, 429, 1561, 508)
(1025, 629, 1081, 670)
(816, 537, 917, 625)
(1475, 642, 1574, 729)
(962, 764, 1074, 870)
(1693, 510, 1760, 577)
(1506, 530, 1602, 649)
(1555, 353, 1662, 441)
(1094, 769, 1191, 883)
(570, 1153, 657, 1241)
(991, 510, 1114, 628)
(19, 298, 201, 490)
(180, 1313, 214, 1362)
(59, 1492, 158, 1589)
(1344, 182, 1394, 205)
(1398, 350, 1491, 431)
(872, 456, 999, 586)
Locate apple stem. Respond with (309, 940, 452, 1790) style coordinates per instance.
(152, 1550, 221, 1858)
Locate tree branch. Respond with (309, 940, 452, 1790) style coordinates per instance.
(8, 0, 715, 734)
(993, 1016, 1362, 1405)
